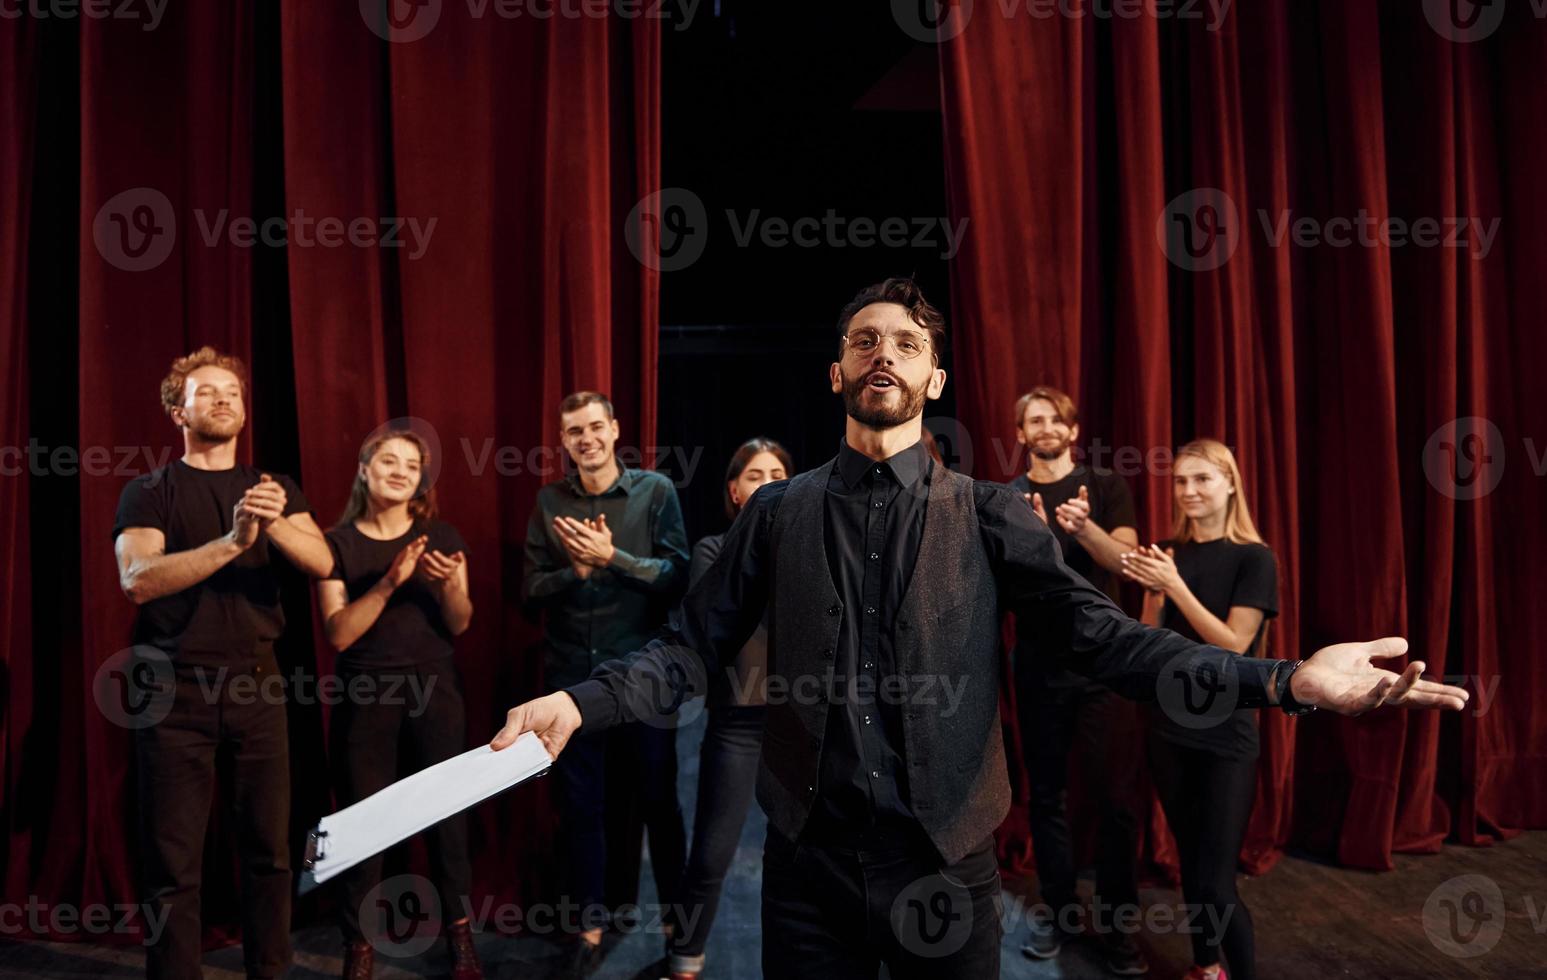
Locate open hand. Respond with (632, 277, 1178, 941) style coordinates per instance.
(1293, 637, 1470, 715)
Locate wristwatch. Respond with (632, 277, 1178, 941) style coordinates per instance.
(1273, 659, 1317, 716)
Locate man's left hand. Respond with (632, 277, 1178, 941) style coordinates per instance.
(1293, 637, 1470, 714)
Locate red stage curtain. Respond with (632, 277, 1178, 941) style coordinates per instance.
(941, 0, 1547, 877)
(1, 4, 657, 945)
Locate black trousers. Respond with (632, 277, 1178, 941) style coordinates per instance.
(1147, 738, 1258, 980)
(671, 704, 765, 963)
(551, 718, 686, 928)
(135, 661, 291, 980)
(331, 658, 472, 943)
(1017, 678, 1142, 933)
(761, 827, 1002, 979)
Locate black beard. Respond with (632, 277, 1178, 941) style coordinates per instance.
(841, 368, 928, 429)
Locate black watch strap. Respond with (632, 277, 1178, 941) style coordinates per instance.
(1275, 659, 1317, 716)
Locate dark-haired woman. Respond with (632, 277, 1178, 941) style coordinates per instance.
(316, 429, 481, 980)
(1121, 439, 1279, 980)
(665, 438, 793, 980)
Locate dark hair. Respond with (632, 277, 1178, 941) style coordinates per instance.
(723, 437, 794, 519)
(559, 390, 614, 421)
(336, 429, 438, 528)
(835, 277, 947, 365)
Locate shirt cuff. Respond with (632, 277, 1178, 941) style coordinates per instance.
(606, 547, 644, 578)
(564, 679, 618, 732)
(1233, 654, 1279, 710)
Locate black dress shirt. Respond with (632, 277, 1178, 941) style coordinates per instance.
(807, 438, 932, 838)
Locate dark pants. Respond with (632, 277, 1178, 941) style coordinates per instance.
(135, 662, 291, 980)
(761, 827, 1002, 979)
(671, 705, 765, 962)
(552, 718, 686, 931)
(1148, 739, 1257, 980)
(1017, 678, 1142, 934)
(331, 657, 473, 943)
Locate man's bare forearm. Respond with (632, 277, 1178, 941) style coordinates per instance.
(122, 535, 244, 604)
(1075, 521, 1136, 575)
(266, 518, 333, 577)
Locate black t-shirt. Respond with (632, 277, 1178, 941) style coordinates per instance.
(1148, 538, 1279, 759)
(1010, 466, 1137, 687)
(112, 460, 310, 664)
(323, 519, 469, 673)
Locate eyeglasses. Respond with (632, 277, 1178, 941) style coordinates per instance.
(842, 328, 932, 360)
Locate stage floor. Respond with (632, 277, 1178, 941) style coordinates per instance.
(4, 707, 1542, 978)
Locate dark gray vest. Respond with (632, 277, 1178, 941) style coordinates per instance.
(758, 456, 1009, 864)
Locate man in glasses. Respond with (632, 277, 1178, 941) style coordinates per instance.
(493, 277, 1470, 979)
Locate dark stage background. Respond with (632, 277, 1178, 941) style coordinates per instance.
(2, 0, 1544, 952)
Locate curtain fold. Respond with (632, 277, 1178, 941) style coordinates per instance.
(940, 0, 1546, 877)
(3, 3, 659, 945)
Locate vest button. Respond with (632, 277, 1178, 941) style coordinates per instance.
(822, 647, 833, 658)
(827, 604, 840, 616)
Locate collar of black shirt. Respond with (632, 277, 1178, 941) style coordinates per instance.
(563, 465, 635, 497)
(835, 436, 930, 491)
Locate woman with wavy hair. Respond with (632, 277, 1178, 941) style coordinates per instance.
(316, 428, 481, 980)
(1121, 438, 1279, 980)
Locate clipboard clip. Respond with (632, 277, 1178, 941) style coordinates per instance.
(302, 829, 329, 871)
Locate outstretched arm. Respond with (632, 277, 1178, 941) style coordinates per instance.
(493, 482, 781, 758)
(985, 484, 1467, 716)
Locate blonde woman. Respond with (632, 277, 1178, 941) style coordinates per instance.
(1121, 439, 1278, 980)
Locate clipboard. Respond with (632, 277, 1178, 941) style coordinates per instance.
(298, 733, 552, 894)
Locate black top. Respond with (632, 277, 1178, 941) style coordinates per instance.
(112, 459, 310, 664)
(323, 519, 469, 674)
(804, 438, 933, 838)
(1009, 466, 1136, 689)
(690, 533, 769, 707)
(1149, 537, 1279, 759)
(521, 467, 689, 689)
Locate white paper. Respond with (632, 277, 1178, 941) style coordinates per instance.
(298, 733, 552, 893)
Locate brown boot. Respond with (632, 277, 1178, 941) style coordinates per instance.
(342, 940, 374, 980)
(446, 918, 484, 980)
